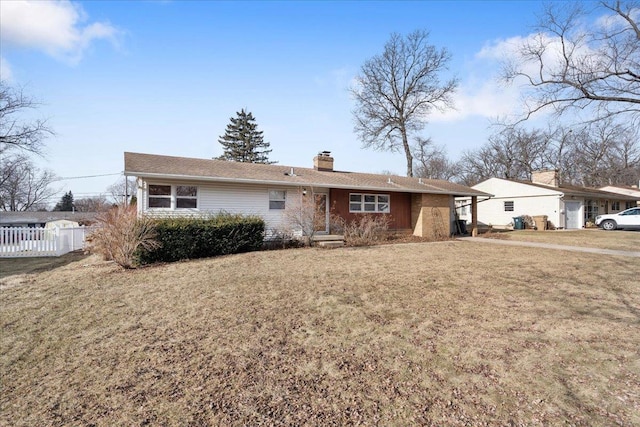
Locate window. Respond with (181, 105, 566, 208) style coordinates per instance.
(349, 193, 390, 213)
(176, 185, 198, 208)
(585, 199, 599, 222)
(269, 190, 286, 210)
(149, 185, 171, 208)
(626, 201, 636, 209)
(504, 201, 514, 212)
(148, 184, 198, 209)
(611, 201, 620, 211)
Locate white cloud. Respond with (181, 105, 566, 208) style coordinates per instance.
(0, 57, 13, 81)
(429, 36, 529, 123)
(0, 0, 120, 65)
(431, 30, 597, 124)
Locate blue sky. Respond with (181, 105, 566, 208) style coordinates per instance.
(2, 0, 561, 201)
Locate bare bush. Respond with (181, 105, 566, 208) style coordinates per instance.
(332, 214, 391, 246)
(281, 191, 326, 246)
(88, 205, 159, 268)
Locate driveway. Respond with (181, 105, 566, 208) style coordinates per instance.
(458, 237, 640, 258)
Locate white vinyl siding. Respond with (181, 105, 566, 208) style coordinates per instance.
(472, 178, 565, 229)
(140, 180, 301, 231)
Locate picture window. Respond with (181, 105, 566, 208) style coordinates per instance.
(349, 193, 390, 213)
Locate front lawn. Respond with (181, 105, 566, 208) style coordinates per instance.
(1, 242, 639, 425)
(483, 228, 640, 252)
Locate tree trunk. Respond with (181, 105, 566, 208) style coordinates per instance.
(401, 127, 413, 177)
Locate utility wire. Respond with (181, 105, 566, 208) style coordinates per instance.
(52, 172, 122, 182)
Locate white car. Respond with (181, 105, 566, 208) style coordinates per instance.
(595, 207, 640, 231)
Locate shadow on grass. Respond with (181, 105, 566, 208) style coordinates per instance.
(0, 251, 89, 279)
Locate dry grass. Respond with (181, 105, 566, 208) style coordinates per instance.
(490, 229, 640, 252)
(1, 242, 639, 426)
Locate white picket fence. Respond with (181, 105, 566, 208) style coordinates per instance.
(0, 226, 89, 258)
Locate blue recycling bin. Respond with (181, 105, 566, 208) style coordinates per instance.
(513, 216, 524, 230)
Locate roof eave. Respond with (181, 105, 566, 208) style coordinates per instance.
(126, 171, 490, 197)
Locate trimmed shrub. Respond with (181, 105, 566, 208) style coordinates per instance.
(137, 213, 265, 264)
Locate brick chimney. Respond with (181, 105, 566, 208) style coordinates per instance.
(531, 169, 559, 187)
(313, 151, 334, 171)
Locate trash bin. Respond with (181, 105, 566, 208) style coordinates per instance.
(513, 216, 524, 230)
(533, 215, 548, 231)
(455, 219, 467, 235)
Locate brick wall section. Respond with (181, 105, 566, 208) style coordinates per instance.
(411, 194, 424, 236)
(411, 193, 451, 239)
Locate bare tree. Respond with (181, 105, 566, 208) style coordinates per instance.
(569, 120, 640, 186)
(280, 190, 325, 246)
(107, 177, 136, 205)
(74, 196, 112, 212)
(488, 127, 552, 180)
(413, 137, 459, 180)
(611, 126, 640, 185)
(545, 126, 579, 184)
(0, 155, 57, 211)
(458, 120, 640, 187)
(351, 30, 458, 177)
(0, 81, 53, 155)
(455, 146, 504, 186)
(504, 1, 640, 124)
(455, 127, 552, 185)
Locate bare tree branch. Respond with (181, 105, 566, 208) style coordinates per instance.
(0, 155, 58, 211)
(504, 1, 640, 124)
(0, 81, 54, 155)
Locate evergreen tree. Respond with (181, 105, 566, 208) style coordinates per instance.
(53, 191, 74, 211)
(217, 109, 275, 164)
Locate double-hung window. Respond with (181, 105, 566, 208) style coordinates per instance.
(149, 185, 172, 208)
(269, 190, 286, 210)
(148, 184, 198, 209)
(176, 186, 198, 208)
(349, 193, 390, 213)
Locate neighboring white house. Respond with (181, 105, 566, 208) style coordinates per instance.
(457, 171, 639, 229)
(124, 151, 491, 238)
(0, 211, 99, 228)
(599, 185, 640, 207)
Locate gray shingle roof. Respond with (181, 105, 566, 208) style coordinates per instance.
(124, 152, 490, 197)
(516, 180, 639, 201)
(0, 211, 99, 226)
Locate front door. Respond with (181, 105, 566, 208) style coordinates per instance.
(565, 201, 581, 229)
(314, 193, 329, 233)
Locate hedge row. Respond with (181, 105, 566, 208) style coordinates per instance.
(137, 213, 265, 264)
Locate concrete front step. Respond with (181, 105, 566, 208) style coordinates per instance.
(312, 234, 345, 242)
(316, 240, 345, 248)
(312, 234, 344, 248)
